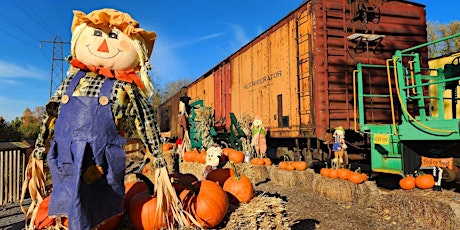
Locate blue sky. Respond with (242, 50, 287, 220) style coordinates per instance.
(0, 0, 458, 122)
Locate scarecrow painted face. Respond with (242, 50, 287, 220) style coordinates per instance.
(74, 25, 140, 71)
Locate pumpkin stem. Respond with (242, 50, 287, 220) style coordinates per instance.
(135, 173, 155, 197)
(230, 161, 241, 180)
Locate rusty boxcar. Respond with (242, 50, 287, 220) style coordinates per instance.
(158, 0, 428, 157)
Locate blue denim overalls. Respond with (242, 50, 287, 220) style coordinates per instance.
(47, 71, 126, 229)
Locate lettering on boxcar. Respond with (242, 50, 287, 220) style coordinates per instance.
(244, 70, 282, 89)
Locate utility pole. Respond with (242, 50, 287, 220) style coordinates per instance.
(40, 36, 70, 98)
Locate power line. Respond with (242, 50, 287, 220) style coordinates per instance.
(9, 0, 55, 36)
(0, 26, 39, 49)
(20, 0, 57, 36)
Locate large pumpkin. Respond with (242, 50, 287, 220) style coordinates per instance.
(128, 173, 170, 230)
(179, 180, 229, 228)
(124, 181, 148, 208)
(35, 195, 68, 230)
(223, 163, 254, 204)
(206, 168, 234, 187)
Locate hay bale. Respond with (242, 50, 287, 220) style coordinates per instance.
(222, 193, 291, 230)
(179, 162, 205, 179)
(222, 162, 270, 185)
(374, 189, 460, 229)
(269, 167, 316, 191)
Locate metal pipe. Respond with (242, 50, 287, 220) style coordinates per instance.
(401, 32, 460, 53)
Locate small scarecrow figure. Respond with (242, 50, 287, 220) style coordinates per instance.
(201, 144, 223, 180)
(23, 9, 189, 230)
(251, 116, 267, 158)
(331, 126, 347, 169)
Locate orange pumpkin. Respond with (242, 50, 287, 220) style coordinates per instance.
(328, 169, 338, 179)
(320, 168, 330, 177)
(35, 195, 69, 230)
(285, 163, 296, 171)
(293, 161, 308, 171)
(124, 181, 148, 208)
(415, 173, 435, 189)
(183, 149, 198, 162)
(251, 158, 265, 165)
(223, 162, 254, 204)
(128, 173, 170, 230)
(262, 158, 272, 166)
(180, 180, 229, 228)
(337, 168, 351, 180)
(227, 149, 244, 163)
(195, 149, 207, 164)
(399, 175, 416, 190)
(206, 168, 234, 187)
(279, 161, 287, 170)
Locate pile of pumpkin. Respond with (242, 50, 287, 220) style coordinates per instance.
(183, 147, 245, 164)
(278, 160, 308, 171)
(125, 162, 254, 229)
(249, 157, 272, 166)
(35, 161, 254, 230)
(399, 172, 435, 190)
(320, 165, 368, 184)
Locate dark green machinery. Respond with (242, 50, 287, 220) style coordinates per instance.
(354, 33, 460, 176)
(188, 100, 247, 150)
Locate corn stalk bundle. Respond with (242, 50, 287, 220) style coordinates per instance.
(194, 106, 214, 149)
(20, 154, 48, 230)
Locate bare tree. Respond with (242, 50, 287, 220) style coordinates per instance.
(160, 78, 191, 102)
(427, 20, 460, 58)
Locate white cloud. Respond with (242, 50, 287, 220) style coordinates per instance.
(165, 33, 223, 49)
(228, 23, 250, 47)
(0, 60, 48, 81)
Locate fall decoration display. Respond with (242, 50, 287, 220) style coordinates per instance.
(223, 162, 254, 204)
(180, 180, 229, 228)
(399, 175, 416, 190)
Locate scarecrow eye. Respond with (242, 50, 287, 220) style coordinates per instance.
(93, 29, 102, 37)
(108, 30, 119, 39)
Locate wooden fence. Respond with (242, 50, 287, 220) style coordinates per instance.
(0, 148, 26, 206)
(0, 139, 142, 206)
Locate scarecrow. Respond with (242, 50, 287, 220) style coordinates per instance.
(22, 9, 189, 230)
(331, 126, 347, 169)
(251, 116, 267, 158)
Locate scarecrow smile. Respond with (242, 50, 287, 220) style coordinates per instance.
(85, 44, 122, 59)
